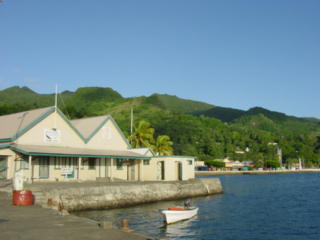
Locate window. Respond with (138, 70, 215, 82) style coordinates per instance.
(103, 127, 112, 140)
(88, 158, 96, 170)
(61, 158, 66, 168)
(54, 157, 61, 169)
(188, 160, 193, 165)
(81, 158, 87, 167)
(20, 157, 29, 169)
(143, 160, 150, 165)
(116, 159, 124, 170)
(0, 156, 8, 178)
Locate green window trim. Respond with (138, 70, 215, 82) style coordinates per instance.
(143, 159, 150, 165)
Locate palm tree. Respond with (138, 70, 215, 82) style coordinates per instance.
(129, 120, 155, 148)
(153, 135, 174, 155)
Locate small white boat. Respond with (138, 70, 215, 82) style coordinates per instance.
(161, 206, 199, 224)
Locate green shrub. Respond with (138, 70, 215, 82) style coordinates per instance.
(265, 160, 280, 169)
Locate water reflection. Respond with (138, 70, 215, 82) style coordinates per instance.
(161, 217, 199, 239)
(74, 194, 222, 239)
(74, 174, 320, 240)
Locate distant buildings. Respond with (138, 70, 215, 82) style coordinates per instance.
(203, 158, 254, 171)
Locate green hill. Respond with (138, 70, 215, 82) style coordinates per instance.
(61, 87, 124, 118)
(67, 87, 123, 103)
(0, 86, 58, 114)
(194, 106, 246, 122)
(0, 86, 319, 167)
(246, 107, 296, 122)
(144, 94, 214, 113)
(0, 86, 52, 106)
(233, 107, 320, 134)
(194, 105, 320, 134)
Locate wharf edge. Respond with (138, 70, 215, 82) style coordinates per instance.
(0, 178, 222, 239)
(0, 191, 153, 240)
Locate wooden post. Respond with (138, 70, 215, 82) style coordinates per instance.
(28, 155, 32, 182)
(121, 219, 132, 232)
(78, 157, 82, 180)
(139, 159, 143, 181)
(110, 158, 113, 180)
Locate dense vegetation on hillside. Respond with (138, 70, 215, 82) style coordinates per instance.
(1, 86, 319, 168)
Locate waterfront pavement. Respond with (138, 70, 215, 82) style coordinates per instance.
(0, 191, 157, 240)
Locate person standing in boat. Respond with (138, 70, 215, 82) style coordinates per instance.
(184, 199, 192, 209)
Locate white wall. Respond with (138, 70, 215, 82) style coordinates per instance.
(16, 112, 84, 148)
(85, 120, 129, 150)
(142, 157, 195, 181)
(16, 112, 130, 151)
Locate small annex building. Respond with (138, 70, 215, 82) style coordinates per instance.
(0, 107, 195, 182)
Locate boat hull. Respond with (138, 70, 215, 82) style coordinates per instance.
(162, 207, 198, 224)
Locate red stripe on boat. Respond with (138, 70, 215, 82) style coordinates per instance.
(168, 207, 190, 211)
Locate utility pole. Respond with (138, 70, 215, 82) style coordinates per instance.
(55, 84, 58, 112)
(54, 85, 58, 129)
(130, 107, 133, 144)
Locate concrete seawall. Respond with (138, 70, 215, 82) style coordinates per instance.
(41, 178, 223, 212)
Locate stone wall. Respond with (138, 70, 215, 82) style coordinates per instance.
(44, 178, 223, 211)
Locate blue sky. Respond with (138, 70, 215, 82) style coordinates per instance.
(0, 0, 319, 118)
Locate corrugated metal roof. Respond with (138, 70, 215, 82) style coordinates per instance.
(129, 148, 155, 157)
(0, 107, 53, 140)
(71, 115, 109, 139)
(0, 107, 129, 147)
(11, 144, 149, 159)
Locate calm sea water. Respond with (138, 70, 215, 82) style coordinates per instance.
(74, 174, 320, 240)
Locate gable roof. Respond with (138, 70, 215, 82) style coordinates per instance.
(129, 148, 155, 157)
(0, 106, 131, 147)
(71, 115, 131, 146)
(0, 107, 54, 142)
(71, 115, 109, 139)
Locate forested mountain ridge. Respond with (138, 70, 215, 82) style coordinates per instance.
(193, 106, 246, 122)
(0, 86, 319, 167)
(144, 93, 214, 113)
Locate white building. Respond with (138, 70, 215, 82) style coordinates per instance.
(0, 107, 195, 182)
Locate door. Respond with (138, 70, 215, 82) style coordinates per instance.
(127, 161, 135, 181)
(157, 161, 165, 180)
(39, 157, 49, 179)
(177, 162, 183, 180)
(130, 162, 135, 180)
(98, 158, 109, 178)
(104, 158, 109, 178)
(68, 158, 77, 179)
(0, 156, 7, 179)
